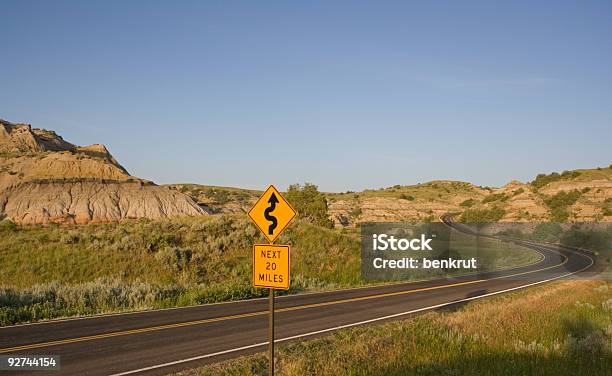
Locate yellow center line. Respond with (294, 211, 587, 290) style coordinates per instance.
(0, 251, 569, 354)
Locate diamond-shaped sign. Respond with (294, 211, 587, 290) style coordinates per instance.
(248, 185, 297, 243)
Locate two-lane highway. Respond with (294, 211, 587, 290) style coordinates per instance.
(0, 222, 594, 375)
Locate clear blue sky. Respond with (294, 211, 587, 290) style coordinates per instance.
(1, 1, 611, 192)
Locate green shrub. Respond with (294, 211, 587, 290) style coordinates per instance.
(0, 219, 17, 232)
(531, 170, 581, 190)
(459, 199, 475, 207)
(460, 207, 506, 222)
(285, 183, 334, 228)
(399, 193, 415, 201)
(203, 188, 230, 204)
(155, 247, 193, 272)
(543, 190, 582, 222)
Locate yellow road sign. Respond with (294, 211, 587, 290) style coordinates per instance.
(253, 244, 290, 290)
(248, 185, 297, 243)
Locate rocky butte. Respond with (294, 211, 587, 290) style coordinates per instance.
(0, 119, 205, 224)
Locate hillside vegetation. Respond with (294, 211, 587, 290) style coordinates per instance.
(327, 166, 612, 226)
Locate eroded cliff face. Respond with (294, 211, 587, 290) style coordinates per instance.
(0, 119, 205, 224)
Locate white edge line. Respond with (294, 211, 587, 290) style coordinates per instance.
(109, 253, 593, 376)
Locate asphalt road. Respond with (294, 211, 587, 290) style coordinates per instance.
(0, 221, 594, 376)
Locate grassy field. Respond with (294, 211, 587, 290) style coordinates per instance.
(0, 216, 359, 288)
(0, 215, 360, 325)
(0, 215, 539, 326)
(173, 280, 612, 376)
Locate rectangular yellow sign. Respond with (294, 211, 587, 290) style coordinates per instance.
(253, 244, 290, 290)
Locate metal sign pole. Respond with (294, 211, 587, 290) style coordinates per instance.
(269, 287, 274, 376)
(248, 185, 297, 376)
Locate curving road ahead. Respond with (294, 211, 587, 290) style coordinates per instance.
(0, 219, 594, 375)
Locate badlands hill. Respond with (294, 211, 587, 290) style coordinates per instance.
(0, 119, 205, 224)
(326, 168, 612, 226)
(3, 118, 606, 226)
(172, 168, 611, 226)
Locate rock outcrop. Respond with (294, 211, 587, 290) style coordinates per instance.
(0, 119, 205, 224)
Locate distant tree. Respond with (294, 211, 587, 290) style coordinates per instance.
(285, 183, 334, 228)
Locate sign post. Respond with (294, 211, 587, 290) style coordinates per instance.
(269, 288, 274, 376)
(248, 185, 296, 376)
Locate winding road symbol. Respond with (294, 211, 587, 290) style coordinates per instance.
(248, 185, 297, 243)
(264, 193, 279, 235)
